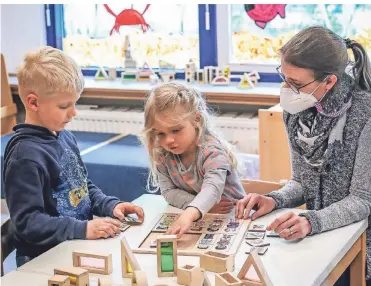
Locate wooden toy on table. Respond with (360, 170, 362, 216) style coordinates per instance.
(157, 234, 178, 277)
(237, 249, 273, 286)
(54, 267, 89, 286)
(121, 236, 141, 278)
(177, 265, 205, 286)
(199, 251, 234, 273)
(97, 276, 112, 286)
(215, 273, 243, 286)
(132, 270, 148, 286)
(72, 251, 112, 275)
(48, 275, 70, 286)
(133, 212, 251, 256)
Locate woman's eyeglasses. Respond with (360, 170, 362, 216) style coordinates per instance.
(276, 65, 327, 94)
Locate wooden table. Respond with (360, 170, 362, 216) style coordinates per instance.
(8, 76, 281, 107)
(1, 271, 52, 286)
(5, 194, 368, 286)
(2, 270, 105, 286)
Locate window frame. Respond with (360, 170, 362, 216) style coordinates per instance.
(217, 4, 281, 74)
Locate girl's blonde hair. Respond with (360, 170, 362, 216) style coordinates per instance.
(141, 82, 237, 192)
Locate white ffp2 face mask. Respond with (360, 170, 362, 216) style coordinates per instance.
(280, 76, 329, 114)
(280, 88, 318, 114)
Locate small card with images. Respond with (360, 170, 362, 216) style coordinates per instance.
(245, 238, 270, 247)
(266, 230, 281, 237)
(124, 214, 142, 225)
(119, 223, 130, 232)
(248, 223, 267, 232)
(245, 245, 268, 255)
(245, 231, 265, 240)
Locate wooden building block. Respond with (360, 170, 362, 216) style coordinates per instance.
(157, 234, 178, 277)
(54, 267, 89, 286)
(200, 251, 234, 273)
(215, 273, 243, 286)
(203, 271, 212, 286)
(97, 276, 112, 286)
(177, 265, 205, 286)
(237, 249, 273, 286)
(48, 274, 70, 286)
(121, 236, 141, 278)
(132, 270, 148, 286)
(72, 251, 112, 275)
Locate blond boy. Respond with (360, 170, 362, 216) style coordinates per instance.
(3, 47, 144, 267)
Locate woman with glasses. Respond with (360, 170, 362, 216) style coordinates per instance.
(236, 26, 371, 284)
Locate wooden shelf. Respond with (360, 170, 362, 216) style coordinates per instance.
(9, 76, 280, 107)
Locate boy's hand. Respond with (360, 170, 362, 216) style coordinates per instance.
(166, 207, 201, 238)
(86, 218, 121, 239)
(209, 196, 234, 214)
(113, 202, 144, 222)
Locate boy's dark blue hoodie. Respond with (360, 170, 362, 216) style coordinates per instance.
(3, 124, 121, 258)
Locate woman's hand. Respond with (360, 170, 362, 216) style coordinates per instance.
(235, 193, 276, 220)
(267, 211, 312, 240)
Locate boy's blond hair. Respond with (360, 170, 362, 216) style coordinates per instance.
(16, 46, 84, 102)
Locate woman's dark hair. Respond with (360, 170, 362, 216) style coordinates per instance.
(280, 26, 371, 91)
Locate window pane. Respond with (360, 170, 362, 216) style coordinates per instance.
(230, 4, 371, 64)
(63, 4, 199, 68)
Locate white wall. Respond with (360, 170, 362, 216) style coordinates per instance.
(1, 4, 46, 73)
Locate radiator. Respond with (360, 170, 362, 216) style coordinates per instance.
(66, 105, 259, 154)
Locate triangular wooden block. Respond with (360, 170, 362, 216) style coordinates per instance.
(132, 270, 148, 286)
(139, 62, 153, 73)
(95, 67, 109, 80)
(237, 249, 272, 286)
(121, 237, 141, 278)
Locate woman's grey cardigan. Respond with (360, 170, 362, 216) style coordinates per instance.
(267, 86, 371, 279)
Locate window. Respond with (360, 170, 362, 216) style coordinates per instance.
(218, 4, 371, 73)
(62, 4, 199, 69)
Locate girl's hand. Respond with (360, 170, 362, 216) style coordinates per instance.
(166, 207, 201, 238)
(267, 211, 312, 240)
(209, 196, 234, 214)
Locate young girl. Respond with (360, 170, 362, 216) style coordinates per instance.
(142, 82, 246, 238)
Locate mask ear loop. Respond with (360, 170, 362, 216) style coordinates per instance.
(313, 75, 331, 112)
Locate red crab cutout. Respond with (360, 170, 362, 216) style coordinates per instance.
(104, 4, 151, 34)
(244, 4, 286, 29)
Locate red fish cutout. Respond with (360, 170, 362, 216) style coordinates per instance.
(104, 4, 151, 34)
(244, 4, 286, 29)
